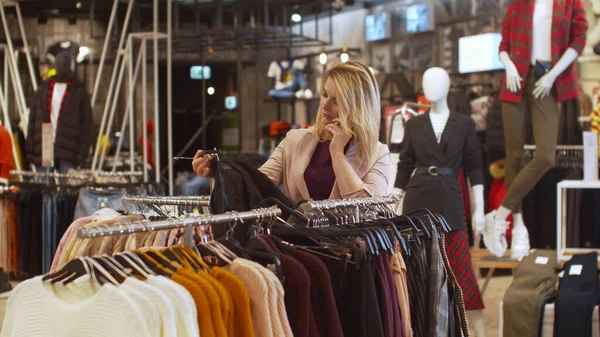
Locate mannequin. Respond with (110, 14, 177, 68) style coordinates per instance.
(26, 52, 93, 173)
(267, 47, 312, 99)
(484, 0, 588, 260)
(394, 67, 487, 337)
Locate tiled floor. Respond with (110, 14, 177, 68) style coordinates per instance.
(0, 278, 512, 336)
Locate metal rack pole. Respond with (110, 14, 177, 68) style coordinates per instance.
(167, 0, 174, 195)
(142, 39, 149, 183)
(13, 3, 36, 92)
(112, 38, 144, 173)
(153, 0, 161, 184)
(77, 207, 283, 239)
(97, 42, 131, 171)
(91, 0, 120, 107)
(91, 0, 135, 171)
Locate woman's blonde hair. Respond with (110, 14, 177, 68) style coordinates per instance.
(314, 61, 381, 165)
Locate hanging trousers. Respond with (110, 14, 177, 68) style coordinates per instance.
(503, 250, 557, 337)
(406, 241, 429, 337)
(502, 67, 559, 212)
(555, 252, 599, 337)
(428, 233, 449, 337)
(439, 233, 470, 337)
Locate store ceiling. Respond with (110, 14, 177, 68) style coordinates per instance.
(14, 0, 366, 23)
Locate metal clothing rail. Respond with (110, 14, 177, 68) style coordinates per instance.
(76, 206, 282, 246)
(524, 145, 584, 150)
(10, 170, 89, 180)
(307, 195, 399, 222)
(96, 171, 143, 177)
(122, 195, 210, 207)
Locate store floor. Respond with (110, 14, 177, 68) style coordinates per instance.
(0, 277, 512, 336)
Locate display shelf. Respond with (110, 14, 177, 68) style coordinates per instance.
(556, 180, 600, 262)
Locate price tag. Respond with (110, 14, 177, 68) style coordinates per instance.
(535, 256, 549, 265)
(569, 264, 583, 276)
(41, 123, 54, 168)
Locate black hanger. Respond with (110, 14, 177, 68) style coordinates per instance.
(374, 219, 410, 256)
(393, 215, 422, 245)
(218, 236, 284, 278)
(43, 258, 91, 284)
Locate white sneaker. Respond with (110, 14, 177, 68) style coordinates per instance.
(304, 89, 313, 99)
(295, 90, 304, 99)
(482, 211, 508, 257)
(510, 225, 530, 260)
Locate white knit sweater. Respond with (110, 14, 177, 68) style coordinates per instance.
(0, 276, 154, 337)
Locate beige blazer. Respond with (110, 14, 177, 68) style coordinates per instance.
(259, 127, 391, 204)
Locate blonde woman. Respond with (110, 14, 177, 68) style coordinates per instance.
(193, 61, 390, 203)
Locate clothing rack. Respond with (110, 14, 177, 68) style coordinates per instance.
(307, 195, 399, 223)
(122, 195, 210, 206)
(95, 171, 143, 177)
(524, 145, 584, 151)
(10, 170, 143, 183)
(9, 170, 89, 181)
(76, 206, 282, 246)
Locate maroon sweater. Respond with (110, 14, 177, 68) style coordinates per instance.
(304, 140, 336, 200)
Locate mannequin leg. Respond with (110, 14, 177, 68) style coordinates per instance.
(467, 309, 487, 337)
(483, 94, 527, 256)
(485, 69, 558, 256)
(510, 213, 530, 260)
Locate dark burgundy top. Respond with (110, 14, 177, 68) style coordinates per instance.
(304, 140, 336, 201)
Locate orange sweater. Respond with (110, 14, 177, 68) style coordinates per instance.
(172, 268, 225, 337)
(211, 266, 256, 337)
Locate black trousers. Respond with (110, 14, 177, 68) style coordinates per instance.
(555, 252, 599, 337)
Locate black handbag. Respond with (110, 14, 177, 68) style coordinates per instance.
(535, 60, 553, 78)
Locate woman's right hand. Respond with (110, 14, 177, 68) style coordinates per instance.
(192, 150, 214, 178)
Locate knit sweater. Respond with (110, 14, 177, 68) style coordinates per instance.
(210, 266, 256, 337)
(147, 275, 200, 337)
(0, 276, 154, 337)
(226, 259, 274, 337)
(171, 269, 219, 337)
(254, 261, 294, 337)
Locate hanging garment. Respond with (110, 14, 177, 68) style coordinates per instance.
(503, 250, 557, 337)
(555, 252, 599, 337)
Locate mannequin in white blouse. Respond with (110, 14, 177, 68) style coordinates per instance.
(394, 67, 487, 337)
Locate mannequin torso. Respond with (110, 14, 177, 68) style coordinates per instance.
(532, 0, 554, 63)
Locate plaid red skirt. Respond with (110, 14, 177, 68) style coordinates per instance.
(445, 230, 484, 310)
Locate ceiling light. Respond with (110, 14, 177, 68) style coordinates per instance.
(291, 14, 302, 23)
(76, 2, 82, 9)
(207, 87, 215, 95)
(340, 52, 349, 63)
(319, 52, 327, 65)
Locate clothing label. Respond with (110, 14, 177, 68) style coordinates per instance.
(569, 264, 583, 275)
(535, 256, 549, 265)
(41, 123, 54, 168)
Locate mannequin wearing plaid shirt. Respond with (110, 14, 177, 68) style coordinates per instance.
(483, 0, 588, 261)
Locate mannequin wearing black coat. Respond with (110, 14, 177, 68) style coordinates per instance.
(26, 52, 92, 170)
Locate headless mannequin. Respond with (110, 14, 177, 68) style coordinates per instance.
(489, 0, 582, 260)
(395, 67, 487, 337)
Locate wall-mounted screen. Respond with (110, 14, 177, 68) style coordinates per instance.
(406, 3, 433, 33)
(190, 65, 211, 80)
(225, 96, 237, 110)
(365, 13, 390, 42)
(458, 33, 505, 73)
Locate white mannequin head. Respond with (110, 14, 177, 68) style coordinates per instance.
(422, 67, 450, 102)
